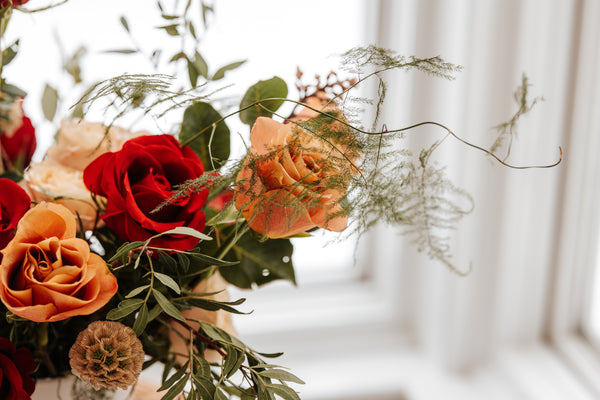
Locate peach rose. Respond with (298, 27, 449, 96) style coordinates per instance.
(0, 202, 118, 322)
(46, 119, 147, 170)
(169, 272, 236, 364)
(235, 116, 356, 238)
(24, 160, 101, 231)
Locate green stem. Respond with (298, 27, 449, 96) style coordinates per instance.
(38, 323, 58, 376)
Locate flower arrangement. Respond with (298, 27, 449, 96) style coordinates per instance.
(0, 1, 561, 400)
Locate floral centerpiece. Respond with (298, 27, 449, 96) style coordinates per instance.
(0, 1, 561, 400)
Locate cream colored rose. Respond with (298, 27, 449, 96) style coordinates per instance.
(46, 119, 147, 170)
(23, 160, 101, 231)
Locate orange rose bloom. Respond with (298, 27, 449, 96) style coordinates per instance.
(0, 202, 117, 322)
(235, 116, 356, 238)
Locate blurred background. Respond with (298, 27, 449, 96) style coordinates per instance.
(8, 0, 600, 399)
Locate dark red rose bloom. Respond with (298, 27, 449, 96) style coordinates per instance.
(1, 116, 36, 173)
(0, 178, 30, 250)
(0, 338, 35, 400)
(84, 134, 208, 250)
(0, 0, 29, 8)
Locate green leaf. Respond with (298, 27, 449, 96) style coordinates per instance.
(158, 251, 178, 272)
(153, 289, 185, 321)
(160, 374, 189, 400)
(193, 51, 208, 79)
(0, 84, 26, 98)
(188, 21, 197, 40)
(223, 345, 245, 379)
(188, 253, 239, 268)
(220, 233, 295, 289)
(193, 355, 212, 379)
(176, 253, 190, 273)
(158, 24, 179, 36)
(159, 363, 188, 391)
(108, 241, 144, 263)
(211, 60, 246, 81)
(239, 76, 288, 127)
(2, 40, 18, 67)
(266, 384, 301, 400)
(159, 226, 213, 241)
(214, 388, 228, 400)
(259, 369, 305, 384)
(132, 303, 149, 336)
(154, 272, 181, 294)
(192, 376, 216, 399)
(183, 297, 248, 315)
(179, 101, 230, 169)
(257, 351, 284, 359)
(200, 322, 231, 342)
(187, 59, 199, 88)
(125, 285, 150, 299)
(104, 49, 137, 54)
(120, 16, 130, 32)
(106, 299, 144, 320)
(41, 84, 58, 122)
(148, 304, 162, 322)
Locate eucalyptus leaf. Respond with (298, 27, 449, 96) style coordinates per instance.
(159, 363, 189, 391)
(106, 299, 144, 320)
(192, 376, 216, 400)
(266, 384, 301, 400)
(2, 40, 18, 67)
(158, 24, 179, 36)
(153, 289, 185, 321)
(179, 101, 230, 169)
(104, 49, 137, 54)
(120, 16, 130, 32)
(148, 304, 163, 323)
(41, 84, 58, 122)
(108, 241, 144, 263)
(193, 51, 208, 79)
(176, 252, 190, 273)
(154, 272, 181, 294)
(259, 369, 305, 384)
(132, 303, 149, 336)
(223, 345, 244, 379)
(211, 60, 246, 81)
(239, 76, 288, 126)
(194, 355, 211, 379)
(183, 297, 248, 315)
(158, 226, 212, 241)
(214, 388, 228, 400)
(125, 285, 150, 299)
(161, 374, 189, 400)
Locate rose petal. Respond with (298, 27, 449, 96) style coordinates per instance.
(242, 189, 316, 238)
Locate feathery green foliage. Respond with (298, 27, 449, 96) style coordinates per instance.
(490, 74, 544, 161)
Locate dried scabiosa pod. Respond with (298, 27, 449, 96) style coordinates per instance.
(69, 320, 145, 390)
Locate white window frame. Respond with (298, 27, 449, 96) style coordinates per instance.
(231, 1, 600, 399)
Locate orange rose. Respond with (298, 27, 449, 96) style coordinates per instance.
(0, 202, 118, 322)
(235, 115, 356, 238)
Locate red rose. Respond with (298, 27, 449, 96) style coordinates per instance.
(0, 0, 29, 7)
(84, 134, 208, 250)
(0, 178, 30, 250)
(0, 337, 35, 400)
(1, 115, 36, 173)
